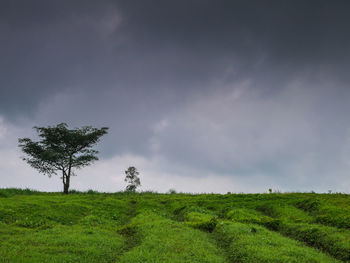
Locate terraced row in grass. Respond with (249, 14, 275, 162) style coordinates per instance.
(220, 206, 350, 262)
(214, 222, 339, 263)
(0, 194, 130, 262)
(118, 212, 227, 263)
(0, 189, 349, 262)
(174, 206, 340, 262)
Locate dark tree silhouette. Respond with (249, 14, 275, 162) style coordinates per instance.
(18, 123, 108, 194)
(124, 166, 141, 192)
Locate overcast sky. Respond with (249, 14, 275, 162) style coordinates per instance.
(1, 0, 350, 193)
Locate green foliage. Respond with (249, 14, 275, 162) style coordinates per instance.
(18, 123, 108, 194)
(279, 223, 350, 262)
(0, 190, 349, 262)
(257, 203, 313, 223)
(184, 212, 218, 232)
(226, 208, 270, 224)
(315, 207, 350, 229)
(296, 198, 350, 229)
(296, 198, 321, 212)
(0, 194, 126, 262)
(0, 188, 41, 198)
(87, 189, 99, 194)
(224, 208, 285, 231)
(0, 224, 125, 262)
(167, 188, 177, 194)
(213, 222, 339, 263)
(119, 212, 226, 262)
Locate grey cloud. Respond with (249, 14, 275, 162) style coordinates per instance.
(1, 1, 350, 192)
(149, 76, 350, 190)
(2, 0, 350, 118)
(0, 0, 122, 118)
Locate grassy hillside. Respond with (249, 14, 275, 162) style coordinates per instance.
(0, 189, 349, 262)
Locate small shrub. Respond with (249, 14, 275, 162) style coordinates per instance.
(0, 191, 9, 198)
(168, 189, 177, 194)
(15, 217, 53, 229)
(280, 223, 350, 262)
(69, 189, 81, 194)
(226, 208, 271, 225)
(80, 215, 104, 226)
(213, 222, 337, 263)
(297, 199, 321, 212)
(262, 218, 282, 231)
(315, 208, 350, 229)
(184, 212, 218, 232)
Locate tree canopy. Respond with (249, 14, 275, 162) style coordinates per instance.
(18, 123, 109, 194)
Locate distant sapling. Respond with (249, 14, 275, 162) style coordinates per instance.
(124, 166, 141, 192)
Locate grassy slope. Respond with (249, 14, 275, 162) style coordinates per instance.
(0, 189, 349, 262)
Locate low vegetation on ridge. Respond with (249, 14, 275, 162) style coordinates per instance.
(0, 188, 349, 262)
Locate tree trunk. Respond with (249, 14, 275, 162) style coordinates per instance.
(63, 157, 72, 194)
(62, 170, 70, 194)
(63, 180, 69, 194)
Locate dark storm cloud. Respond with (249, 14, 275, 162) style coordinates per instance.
(118, 0, 350, 76)
(0, 0, 122, 116)
(1, 0, 350, 192)
(2, 0, 350, 117)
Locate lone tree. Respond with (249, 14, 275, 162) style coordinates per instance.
(18, 123, 109, 194)
(124, 166, 141, 192)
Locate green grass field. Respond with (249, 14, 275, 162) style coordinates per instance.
(0, 189, 349, 262)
